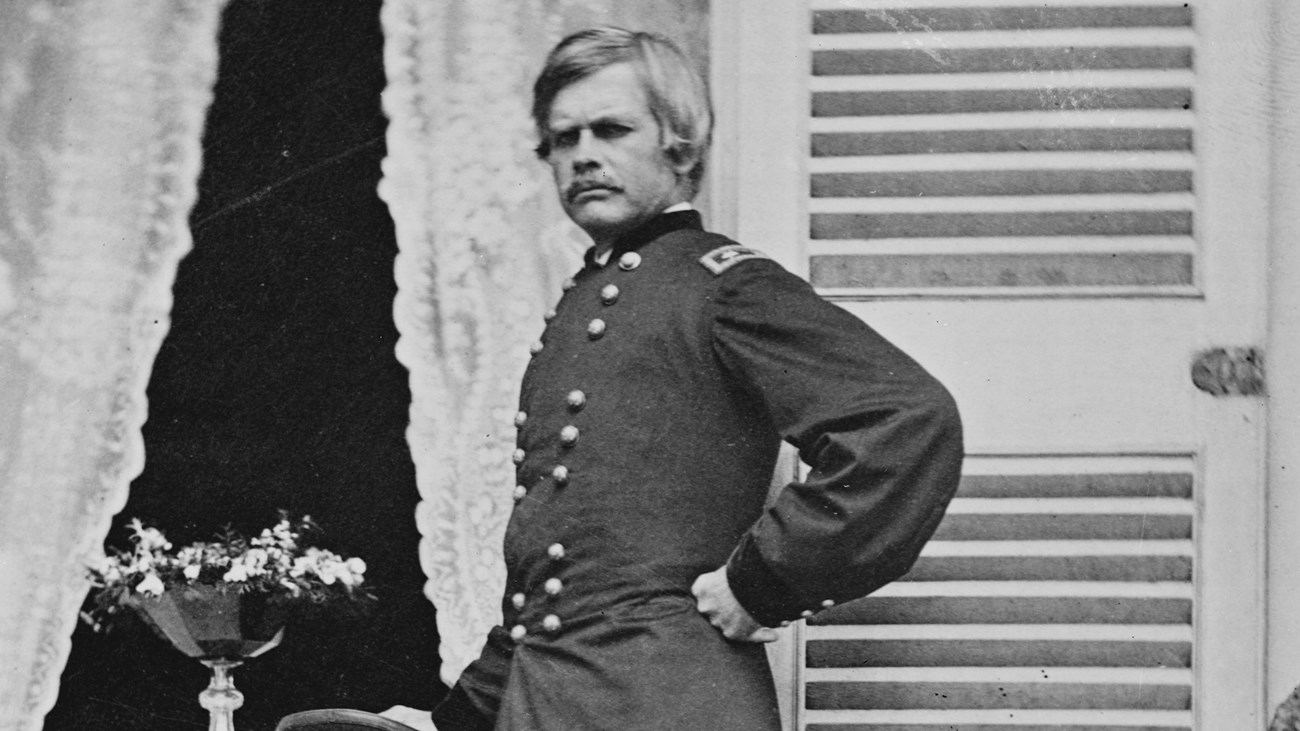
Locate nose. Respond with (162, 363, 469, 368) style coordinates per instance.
(570, 129, 600, 172)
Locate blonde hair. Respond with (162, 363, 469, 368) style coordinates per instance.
(533, 26, 713, 196)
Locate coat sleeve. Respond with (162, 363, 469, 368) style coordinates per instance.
(429, 626, 514, 731)
(709, 259, 964, 627)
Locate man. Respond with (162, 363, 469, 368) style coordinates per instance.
(431, 27, 963, 731)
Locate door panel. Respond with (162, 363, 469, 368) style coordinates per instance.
(712, 0, 1271, 727)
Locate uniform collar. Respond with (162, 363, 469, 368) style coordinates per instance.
(583, 210, 703, 270)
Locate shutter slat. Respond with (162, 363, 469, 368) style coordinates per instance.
(813, 47, 1191, 75)
(957, 472, 1194, 498)
(812, 127, 1192, 155)
(810, 252, 1193, 289)
(805, 681, 1191, 710)
(812, 109, 1195, 133)
(930, 513, 1192, 540)
(811, 251, 1192, 288)
(806, 639, 1191, 668)
(813, 88, 1192, 116)
(811, 169, 1191, 197)
(806, 716, 1191, 731)
(900, 555, 1191, 582)
(811, 717, 1190, 723)
(812, 7, 1193, 34)
(812, 595, 1193, 625)
(811, 211, 1191, 238)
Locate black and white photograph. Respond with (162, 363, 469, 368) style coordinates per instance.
(1, 1, 1297, 730)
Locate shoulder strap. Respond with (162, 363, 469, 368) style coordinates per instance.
(699, 244, 771, 276)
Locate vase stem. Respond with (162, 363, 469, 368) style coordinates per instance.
(199, 659, 245, 731)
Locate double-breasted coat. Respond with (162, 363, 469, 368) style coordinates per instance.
(433, 210, 964, 731)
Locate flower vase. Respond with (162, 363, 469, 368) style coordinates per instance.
(130, 585, 286, 731)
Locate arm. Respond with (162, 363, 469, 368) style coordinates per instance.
(708, 259, 964, 628)
(428, 626, 514, 731)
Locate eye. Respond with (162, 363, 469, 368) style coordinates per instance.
(550, 129, 580, 150)
(591, 122, 632, 140)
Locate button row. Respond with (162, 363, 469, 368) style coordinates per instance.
(794, 599, 838, 622)
(509, 253, 642, 645)
(510, 577, 564, 613)
(510, 613, 563, 641)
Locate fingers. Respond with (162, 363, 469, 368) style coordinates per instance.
(714, 619, 777, 643)
(692, 567, 779, 643)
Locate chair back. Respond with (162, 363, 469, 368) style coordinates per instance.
(276, 708, 422, 731)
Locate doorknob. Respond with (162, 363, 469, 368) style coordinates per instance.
(1191, 347, 1264, 396)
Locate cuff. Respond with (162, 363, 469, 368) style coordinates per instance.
(724, 533, 807, 627)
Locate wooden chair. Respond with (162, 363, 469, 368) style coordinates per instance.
(276, 708, 422, 731)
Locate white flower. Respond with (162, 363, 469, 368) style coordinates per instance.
(346, 557, 367, 576)
(129, 519, 171, 553)
(242, 548, 269, 575)
(135, 574, 165, 597)
(183, 564, 201, 580)
(97, 557, 124, 584)
(290, 554, 317, 578)
(223, 564, 249, 583)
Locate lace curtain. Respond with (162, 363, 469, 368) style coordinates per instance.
(0, 1, 227, 729)
(379, 0, 708, 684)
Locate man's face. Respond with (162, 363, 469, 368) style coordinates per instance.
(542, 63, 690, 248)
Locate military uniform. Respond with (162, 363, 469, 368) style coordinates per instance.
(433, 210, 963, 731)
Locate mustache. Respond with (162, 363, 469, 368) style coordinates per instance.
(567, 179, 621, 201)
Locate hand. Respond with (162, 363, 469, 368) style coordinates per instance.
(691, 566, 779, 643)
(379, 705, 438, 731)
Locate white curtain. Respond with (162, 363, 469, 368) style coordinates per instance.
(0, 1, 227, 729)
(379, 0, 709, 685)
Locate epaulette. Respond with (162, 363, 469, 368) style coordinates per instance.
(699, 245, 770, 276)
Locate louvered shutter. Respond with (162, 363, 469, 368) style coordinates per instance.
(806, 1, 1196, 296)
(788, 2, 1201, 728)
(803, 455, 1195, 729)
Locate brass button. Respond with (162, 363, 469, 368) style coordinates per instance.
(529, 340, 544, 355)
(821, 599, 836, 609)
(514, 411, 528, 428)
(547, 543, 565, 560)
(562, 277, 576, 291)
(566, 390, 586, 411)
(559, 425, 579, 447)
(512, 449, 526, 465)
(543, 308, 557, 322)
(618, 252, 642, 271)
(600, 284, 620, 305)
(542, 614, 562, 633)
(510, 624, 527, 641)
(544, 578, 563, 596)
(512, 592, 526, 610)
(779, 620, 791, 628)
(552, 465, 569, 485)
(513, 485, 527, 501)
(800, 610, 814, 619)
(587, 319, 606, 339)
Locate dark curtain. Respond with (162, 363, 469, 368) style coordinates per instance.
(46, 2, 442, 729)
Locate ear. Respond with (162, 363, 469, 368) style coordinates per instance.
(665, 142, 701, 179)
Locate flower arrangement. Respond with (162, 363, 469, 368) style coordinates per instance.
(82, 514, 372, 632)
